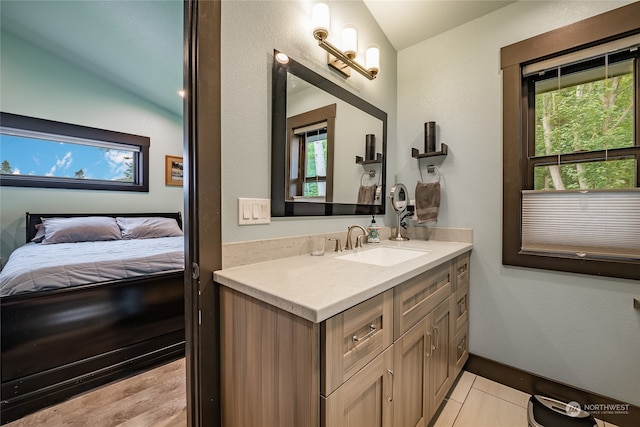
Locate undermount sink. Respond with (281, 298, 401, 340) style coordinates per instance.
(336, 247, 430, 267)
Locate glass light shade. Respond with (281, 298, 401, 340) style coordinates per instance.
(365, 46, 380, 74)
(342, 26, 358, 59)
(311, 3, 330, 39)
(275, 52, 290, 64)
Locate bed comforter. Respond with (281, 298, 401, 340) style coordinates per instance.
(0, 236, 184, 296)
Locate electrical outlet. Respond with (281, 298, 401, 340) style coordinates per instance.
(238, 198, 270, 225)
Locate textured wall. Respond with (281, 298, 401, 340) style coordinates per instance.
(397, 0, 639, 406)
(220, 0, 397, 243)
(0, 32, 183, 261)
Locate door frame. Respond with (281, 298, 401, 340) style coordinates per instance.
(183, 1, 222, 426)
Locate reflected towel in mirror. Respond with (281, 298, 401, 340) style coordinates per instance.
(357, 185, 377, 204)
(415, 181, 440, 223)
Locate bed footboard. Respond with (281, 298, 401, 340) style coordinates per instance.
(0, 271, 185, 423)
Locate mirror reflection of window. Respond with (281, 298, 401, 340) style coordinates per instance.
(301, 126, 327, 198)
(286, 104, 336, 202)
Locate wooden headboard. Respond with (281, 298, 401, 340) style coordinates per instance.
(25, 212, 183, 243)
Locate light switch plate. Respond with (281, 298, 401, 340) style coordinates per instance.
(238, 198, 270, 225)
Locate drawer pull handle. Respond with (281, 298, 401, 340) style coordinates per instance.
(457, 338, 467, 358)
(387, 369, 394, 402)
(352, 324, 376, 342)
(458, 265, 467, 274)
(425, 331, 433, 357)
(432, 326, 439, 350)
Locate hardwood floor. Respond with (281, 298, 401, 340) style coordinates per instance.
(4, 359, 186, 427)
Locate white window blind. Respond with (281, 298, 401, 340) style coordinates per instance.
(522, 33, 640, 77)
(521, 190, 640, 260)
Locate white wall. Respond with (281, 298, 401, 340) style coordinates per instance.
(397, 1, 639, 406)
(0, 32, 183, 261)
(221, 0, 397, 243)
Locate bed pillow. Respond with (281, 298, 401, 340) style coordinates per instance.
(116, 217, 183, 240)
(41, 216, 123, 244)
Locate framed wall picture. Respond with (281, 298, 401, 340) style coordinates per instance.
(165, 155, 183, 186)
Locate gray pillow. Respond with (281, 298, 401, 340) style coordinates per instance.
(116, 217, 183, 239)
(41, 216, 122, 244)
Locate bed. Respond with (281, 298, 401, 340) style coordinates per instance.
(0, 212, 185, 424)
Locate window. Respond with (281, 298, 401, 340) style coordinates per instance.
(286, 104, 336, 202)
(0, 112, 149, 192)
(298, 124, 328, 198)
(501, 3, 640, 280)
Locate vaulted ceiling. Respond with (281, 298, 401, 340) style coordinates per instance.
(1, 1, 514, 117)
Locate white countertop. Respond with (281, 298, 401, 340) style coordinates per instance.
(214, 239, 472, 323)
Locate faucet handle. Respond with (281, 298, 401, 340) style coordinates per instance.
(328, 238, 342, 252)
(356, 234, 367, 248)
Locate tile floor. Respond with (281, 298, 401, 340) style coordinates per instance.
(433, 371, 619, 427)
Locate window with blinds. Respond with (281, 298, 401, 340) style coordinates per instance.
(521, 34, 640, 262)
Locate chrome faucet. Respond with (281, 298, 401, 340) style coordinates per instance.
(345, 225, 368, 250)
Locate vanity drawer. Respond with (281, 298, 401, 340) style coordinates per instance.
(453, 283, 469, 335)
(321, 289, 393, 396)
(452, 321, 469, 377)
(454, 252, 470, 291)
(393, 261, 451, 339)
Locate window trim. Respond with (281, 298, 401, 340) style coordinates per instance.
(0, 112, 150, 192)
(501, 2, 640, 280)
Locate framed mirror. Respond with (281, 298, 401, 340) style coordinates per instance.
(271, 50, 387, 216)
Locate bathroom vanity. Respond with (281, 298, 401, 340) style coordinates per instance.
(214, 240, 471, 427)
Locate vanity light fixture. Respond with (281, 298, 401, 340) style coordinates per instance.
(311, 3, 380, 80)
(275, 52, 290, 64)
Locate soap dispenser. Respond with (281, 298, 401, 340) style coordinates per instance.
(367, 215, 380, 243)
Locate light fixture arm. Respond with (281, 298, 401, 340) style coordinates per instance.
(313, 30, 378, 80)
(316, 38, 377, 80)
(311, 3, 379, 80)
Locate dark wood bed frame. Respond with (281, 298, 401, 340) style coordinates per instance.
(1, 212, 186, 424)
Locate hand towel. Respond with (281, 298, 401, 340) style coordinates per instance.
(415, 181, 440, 223)
(357, 185, 377, 204)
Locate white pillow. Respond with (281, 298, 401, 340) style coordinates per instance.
(116, 217, 183, 239)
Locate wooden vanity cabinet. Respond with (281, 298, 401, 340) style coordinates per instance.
(219, 250, 471, 427)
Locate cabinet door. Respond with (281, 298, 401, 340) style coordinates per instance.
(393, 315, 432, 427)
(429, 296, 452, 413)
(322, 346, 394, 427)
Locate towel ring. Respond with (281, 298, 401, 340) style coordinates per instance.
(419, 164, 441, 183)
(360, 170, 376, 186)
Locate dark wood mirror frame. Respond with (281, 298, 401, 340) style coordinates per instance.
(271, 50, 387, 217)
